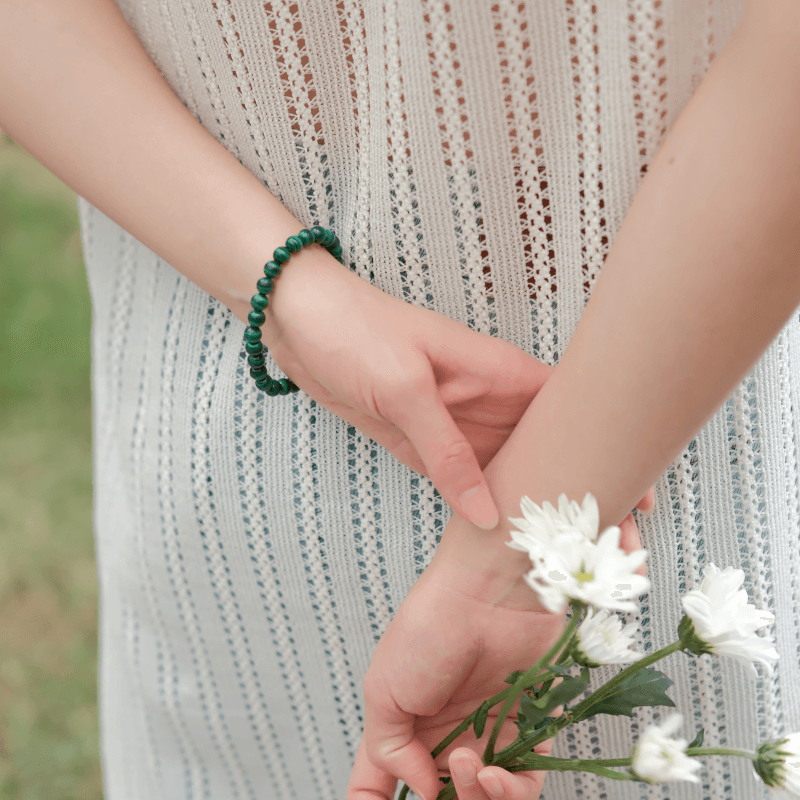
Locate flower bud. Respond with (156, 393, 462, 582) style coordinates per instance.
(753, 734, 800, 795)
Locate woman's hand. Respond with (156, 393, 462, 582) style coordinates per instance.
(347, 493, 654, 800)
(349, 715, 551, 800)
(262, 249, 553, 529)
(346, 548, 561, 800)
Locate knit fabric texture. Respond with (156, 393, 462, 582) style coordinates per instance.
(81, 1, 799, 799)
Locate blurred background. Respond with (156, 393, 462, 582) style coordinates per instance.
(0, 132, 103, 799)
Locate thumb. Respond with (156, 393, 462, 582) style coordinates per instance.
(383, 371, 499, 530)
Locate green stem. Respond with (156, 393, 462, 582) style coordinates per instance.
(505, 747, 756, 780)
(686, 747, 756, 761)
(570, 639, 685, 723)
(437, 781, 457, 800)
(483, 603, 584, 764)
(430, 685, 511, 759)
(432, 738, 757, 798)
(536, 653, 575, 700)
(494, 638, 687, 767)
(510, 762, 635, 781)
(508, 754, 635, 781)
(493, 718, 567, 766)
(427, 666, 563, 761)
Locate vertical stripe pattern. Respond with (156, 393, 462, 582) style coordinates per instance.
(81, 3, 795, 800)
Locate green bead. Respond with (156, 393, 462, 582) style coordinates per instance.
(321, 229, 336, 247)
(245, 340, 263, 355)
(264, 261, 282, 279)
(329, 245, 343, 261)
(248, 310, 266, 327)
(273, 246, 291, 264)
(244, 326, 262, 343)
(310, 225, 326, 243)
(297, 229, 314, 247)
(257, 277, 274, 295)
(247, 354, 265, 368)
(265, 379, 281, 396)
(250, 365, 268, 379)
(278, 378, 291, 395)
(255, 377, 271, 392)
(251, 293, 269, 311)
(285, 235, 303, 253)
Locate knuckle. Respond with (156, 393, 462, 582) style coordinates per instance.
(433, 438, 475, 480)
(364, 735, 402, 769)
(376, 369, 433, 420)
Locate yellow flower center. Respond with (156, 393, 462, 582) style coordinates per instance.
(574, 570, 594, 584)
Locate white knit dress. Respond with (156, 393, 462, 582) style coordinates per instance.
(80, 1, 800, 799)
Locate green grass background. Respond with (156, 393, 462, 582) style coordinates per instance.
(0, 134, 103, 799)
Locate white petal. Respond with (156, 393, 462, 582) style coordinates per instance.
(681, 563, 778, 678)
(782, 732, 800, 796)
(576, 609, 642, 665)
(633, 714, 701, 784)
(507, 494, 649, 612)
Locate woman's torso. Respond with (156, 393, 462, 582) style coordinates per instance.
(81, 3, 800, 799)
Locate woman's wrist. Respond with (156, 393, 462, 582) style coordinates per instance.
(432, 511, 543, 612)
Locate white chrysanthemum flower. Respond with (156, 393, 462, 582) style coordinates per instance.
(572, 608, 643, 667)
(507, 495, 650, 613)
(508, 493, 600, 547)
(680, 564, 778, 679)
(754, 732, 800, 796)
(632, 713, 701, 784)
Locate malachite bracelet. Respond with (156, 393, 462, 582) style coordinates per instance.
(244, 225, 343, 396)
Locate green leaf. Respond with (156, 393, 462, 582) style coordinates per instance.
(543, 668, 590, 714)
(517, 692, 546, 733)
(505, 664, 570, 688)
(473, 701, 490, 739)
(688, 728, 705, 749)
(516, 670, 591, 733)
(577, 668, 675, 720)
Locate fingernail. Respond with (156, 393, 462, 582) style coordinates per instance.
(478, 772, 504, 798)
(451, 754, 477, 787)
(458, 484, 499, 530)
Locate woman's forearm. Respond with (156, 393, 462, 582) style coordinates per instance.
(0, 0, 336, 328)
(436, 1, 800, 588)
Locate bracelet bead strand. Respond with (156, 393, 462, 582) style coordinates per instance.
(244, 226, 342, 396)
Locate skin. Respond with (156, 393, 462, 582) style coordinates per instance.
(0, 10, 653, 800)
(0, 0, 557, 531)
(3, 1, 799, 799)
(351, 2, 800, 799)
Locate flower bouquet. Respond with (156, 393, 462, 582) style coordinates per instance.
(399, 494, 800, 800)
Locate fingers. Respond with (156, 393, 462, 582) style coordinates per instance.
(618, 486, 655, 577)
(347, 737, 401, 800)
(618, 512, 641, 552)
(379, 366, 499, 530)
(448, 749, 483, 800)
(362, 678, 443, 800)
(635, 486, 655, 513)
(477, 765, 544, 800)
(448, 748, 544, 800)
